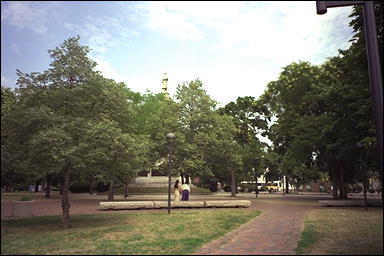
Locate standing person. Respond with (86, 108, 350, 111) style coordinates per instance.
(174, 179, 181, 201)
(181, 179, 191, 201)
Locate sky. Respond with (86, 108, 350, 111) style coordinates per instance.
(1, 1, 354, 107)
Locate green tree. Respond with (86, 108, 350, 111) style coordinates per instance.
(173, 79, 218, 182)
(219, 96, 270, 196)
(1, 86, 25, 191)
(139, 93, 180, 178)
(8, 36, 144, 228)
(260, 61, 339, 196)
(204, 113, 243, 196)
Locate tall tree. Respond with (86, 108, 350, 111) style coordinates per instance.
(219, 96, 270, 195)
(8, 36, 143, 228)
(173, 79, 218, 182)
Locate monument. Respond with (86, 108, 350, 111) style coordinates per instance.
(161, 72, 170, 98)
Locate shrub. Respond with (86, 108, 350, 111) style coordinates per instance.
(223, 185, 231, 192)
(239, 183, 255, 193)
(349, 184, 363, 193)
(96, 182, 109, 193)
(19, 197, 32, 201)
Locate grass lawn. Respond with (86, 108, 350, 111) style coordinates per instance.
(295, 208, 383, 255)
(1, 209, 260, 255)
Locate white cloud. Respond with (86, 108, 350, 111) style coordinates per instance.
(1, 75, 15, 87)
(132, 1, 354, 105)
(92, 57, 162, 96)
(93, 57, 129, 84)
(63, 16, 139, 56)
(1, 1, 51, 34)
(134, 1, 206, 42)
(136, 1, 353, 64)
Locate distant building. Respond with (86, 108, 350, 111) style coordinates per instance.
(299, 181, 332, 193)
(241, 175, 294, 192)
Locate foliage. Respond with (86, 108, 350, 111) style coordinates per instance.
(19, 197, 32, 201)
(1, 36, 148, 228)
(169, 79, 242, 185)
(219, 96, 270, 192)
(256, 3, 383, 197)
(69, 182, 90, 193)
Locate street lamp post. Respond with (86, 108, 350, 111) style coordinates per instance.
(166, 133, 176, 214)
(316, 0, 383, 199)
(254, 158, 259, 198)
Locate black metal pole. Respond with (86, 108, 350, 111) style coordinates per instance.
(363, 1, 383, 197)
(254, 165, 259, 198)
(168, 141, 172, 214)
(361, 147, 368, 211)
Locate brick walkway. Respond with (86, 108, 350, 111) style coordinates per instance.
(193, 199, 317, 255)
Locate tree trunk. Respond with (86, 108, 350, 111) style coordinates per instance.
(59, 176, 64, 195)
(61, 161, 72, 229)
(34, 180, 39, 193)
(124, 178, 129, 200)
(231, 170, 236, 197)
(331, 167, 339, 200)
(338, 162, 348, 199)
(379, 178, 383, 203)
(363, 176, 369, 211)
(45, 174, 51, 198)
(255, 174, 259, 198)
(108, 180, 114, 201)
(89, 177, 94, 195)
(285, 176, 289, 194)
(180, 171, 184, 184)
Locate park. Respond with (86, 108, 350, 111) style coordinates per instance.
(1, 190, 383, 254)
(1, 1, 383, 255)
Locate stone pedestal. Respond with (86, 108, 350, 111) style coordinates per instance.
(99, 200, 252, 210)
(12, 201, 33, 217)
(99, 201, 154, 210)
(204, 200, 251, 208)
(152, 201, 205, 208)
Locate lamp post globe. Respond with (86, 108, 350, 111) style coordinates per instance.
(166, 133, 176, 140)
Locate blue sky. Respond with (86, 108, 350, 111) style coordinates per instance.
(1, 1, 354, 107)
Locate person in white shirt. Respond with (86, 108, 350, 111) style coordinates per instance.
(181, 179, 191, 201)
